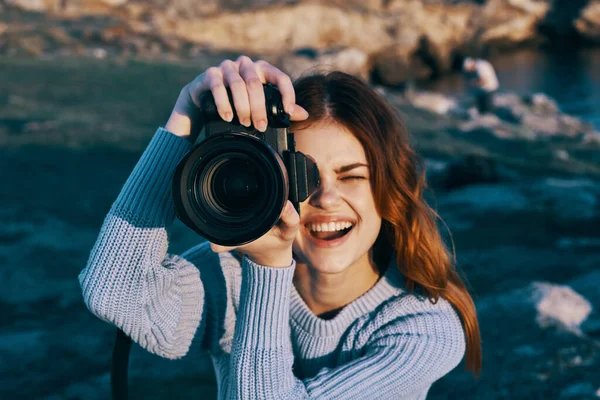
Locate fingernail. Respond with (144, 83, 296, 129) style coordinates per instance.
(286, 104, 294, 116)
(223, 112, 233, 122)
(256, 120, 267, 132)
(241, 118, 251, 127)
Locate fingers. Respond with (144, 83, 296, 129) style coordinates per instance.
(204, 67, 233, 122)
(254, 61, 308, 121)
(239, 56, 268, 132)
(276, 200, 300, 241)
(220, 59, 252, 127)
(194, 56, 307, 131)
(255, 60, 296, 116)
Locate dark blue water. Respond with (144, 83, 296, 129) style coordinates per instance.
(427, 48, 600, 130)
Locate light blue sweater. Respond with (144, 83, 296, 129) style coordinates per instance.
(79, 128, 466, 399)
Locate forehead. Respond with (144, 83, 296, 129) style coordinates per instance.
(292, 121, 367, 167)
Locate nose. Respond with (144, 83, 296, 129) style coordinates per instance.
(308, 178, 342, 210)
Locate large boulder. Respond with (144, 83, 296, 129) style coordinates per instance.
(278, 47, 370, 81)
(480, 0, 551, 47)
(370, 42, 431, 86)
(3, 0, 600, 86)
(575, 0, 600, 43)
(173, 4, 394, 54)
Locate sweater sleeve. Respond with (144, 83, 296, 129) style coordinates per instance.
(228, 257, 466, 399)
(78, 127, 205, 360)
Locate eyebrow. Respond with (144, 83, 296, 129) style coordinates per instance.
(334, 163, 369, 174)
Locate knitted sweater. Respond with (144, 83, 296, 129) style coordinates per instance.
(79, 127, 466, 400)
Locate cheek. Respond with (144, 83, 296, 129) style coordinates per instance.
(341, 184, 380, 219)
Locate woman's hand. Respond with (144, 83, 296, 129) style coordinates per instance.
(165, 55, 309, 143)
(211, 200, 300, 268)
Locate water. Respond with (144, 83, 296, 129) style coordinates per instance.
(425, 47, 600, 130)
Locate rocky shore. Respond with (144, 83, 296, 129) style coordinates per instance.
(1, 1, 600, 399)
(2, 0, 600, 84)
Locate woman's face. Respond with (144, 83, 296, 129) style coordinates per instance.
(292, 121, 382, 274)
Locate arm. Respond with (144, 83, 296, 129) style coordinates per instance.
(79, 128, 205, 359)
(228, 258, 466, 399)
(79, 56, 308, 360)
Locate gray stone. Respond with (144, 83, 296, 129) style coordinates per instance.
(575, 1, 600, 43)
(530, 282, 592, 334)
(279, 47, 370, 81)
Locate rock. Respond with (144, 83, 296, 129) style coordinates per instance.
(481, 0, 551, 48)
(370, 42, 432, 86)
(528, 178, 599, 221)
(5, 0, 48, 12)
(524, 93, 559, 115)
(478, 281, 593, 335)
(45, 26, 76, 46)
(466, 91, 598, 138)
(279, 47, 370, 81)
(531, 282, 592, 334)
(567, 270, 600, 340)
(406, 90, 458, 115)
(493, 92, 529, 123)
(575, 1, 600, 43)
(457, 113, 535, 140)
(556, 114, 594, 137)
(541, 0, 600, 43)
(19, 35, 46, 56)
(553, 149, 569, 161)
(174, 4, 394, 54)
(91, 47, 108, 59)
(583, 132, 600, 145)
(521, 113, 561, 135)
(438, 182, 530, 212)
(437, 154, 507, 190)
(4, 0, 600, 65)
(102, 0, 128, 6)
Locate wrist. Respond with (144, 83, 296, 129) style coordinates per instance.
(165, 111, 194, 142)
(245, 251, 293, 268)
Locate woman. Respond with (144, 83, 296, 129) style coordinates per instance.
(79, 56, 481, 399)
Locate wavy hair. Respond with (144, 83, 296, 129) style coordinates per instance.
(292, 71, 482, 375)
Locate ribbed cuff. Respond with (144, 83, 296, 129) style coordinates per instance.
(236, 256, 296, 349)
(113, 127, 192, 225)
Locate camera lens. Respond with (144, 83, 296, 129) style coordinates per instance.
(173, 133, 288, 246)
(204, 157, 264, 214)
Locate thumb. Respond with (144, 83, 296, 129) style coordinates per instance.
(277, 201, 300, 237)
(209, 242, 236, 253)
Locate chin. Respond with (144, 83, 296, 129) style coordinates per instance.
(293, 229, 362, 274)
(297, 252, 354, 274)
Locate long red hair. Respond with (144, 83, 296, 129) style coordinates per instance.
(292, 71, 482, 375)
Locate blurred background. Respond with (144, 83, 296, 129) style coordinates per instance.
(1, 0, 599, 399)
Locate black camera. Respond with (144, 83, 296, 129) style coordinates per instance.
(172, 84, 320, 246)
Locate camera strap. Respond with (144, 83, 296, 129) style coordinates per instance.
(111, 329, 132, 400)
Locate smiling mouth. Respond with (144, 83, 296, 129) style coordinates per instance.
(307, 225, 354, 241)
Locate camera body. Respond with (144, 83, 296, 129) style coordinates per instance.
(172, 84, 320, 246)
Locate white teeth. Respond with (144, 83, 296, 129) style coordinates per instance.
(308, 221, 353, 232)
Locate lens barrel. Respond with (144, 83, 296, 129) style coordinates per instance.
(173, 132, 288, 246)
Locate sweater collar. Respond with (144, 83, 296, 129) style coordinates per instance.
(289, 255, 405, 338)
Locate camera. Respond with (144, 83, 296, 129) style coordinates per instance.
(172, 84, 320, 246)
